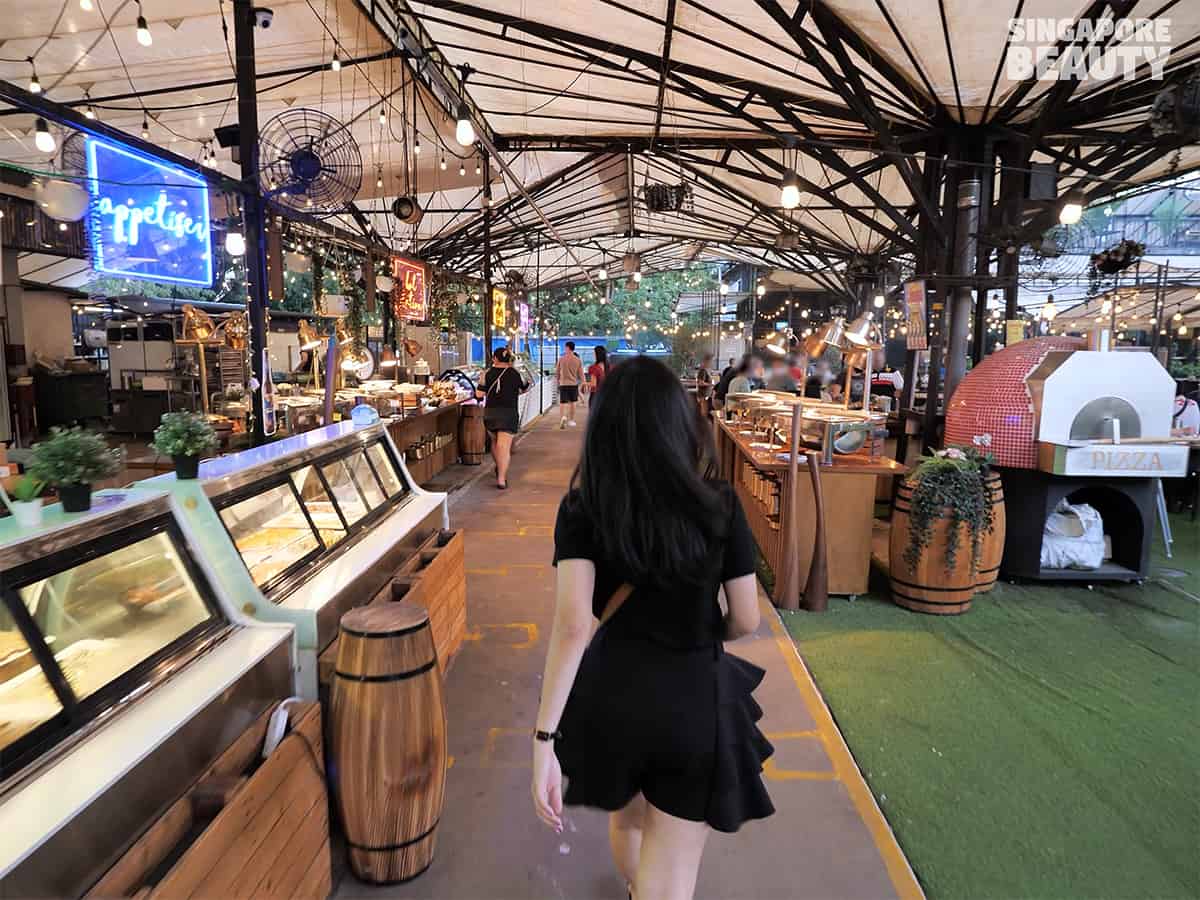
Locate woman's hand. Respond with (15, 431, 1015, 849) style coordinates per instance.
(531, 740, 564, 832)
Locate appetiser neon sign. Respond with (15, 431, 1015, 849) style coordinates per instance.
(85, 137, 213, 287)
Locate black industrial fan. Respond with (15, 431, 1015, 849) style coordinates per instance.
(258, 108, 362, 216)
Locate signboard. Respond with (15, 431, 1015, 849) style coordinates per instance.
(1005, 319, 1026, 347)
(519, 302, 530, 334)
(1039, 442, 1188, 478)
(491, 286, 508, 330)
(85, 137, 212, 287)
(903, 280, 927, 350)
(391, 256, 428, 321)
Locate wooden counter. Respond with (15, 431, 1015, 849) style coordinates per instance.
(386, 402, 463, 484)
(715, 419, 906, 601)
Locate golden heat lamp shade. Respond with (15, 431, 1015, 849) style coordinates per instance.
(223, 311, 248, 350)
(335, 320, 353, 346)
(298, 319, 323, 350)
(801, 317, 845, 357)
(842, 313, 883, 350)
(181, 304, 216, 342)
(379, 346, 398, 369)
(340, 344, 371, 371)
(402, 338, 423, 358)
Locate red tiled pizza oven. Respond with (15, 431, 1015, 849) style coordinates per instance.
(945, 337, 1085, 469)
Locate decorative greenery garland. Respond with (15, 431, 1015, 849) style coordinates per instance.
(902, 446, 996, 574)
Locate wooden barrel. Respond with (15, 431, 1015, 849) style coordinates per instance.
(890, 478, 981, 615)
(458, 404, 485, 466)
(330, 604, 447, 884)
(973, 473, 1006, 593)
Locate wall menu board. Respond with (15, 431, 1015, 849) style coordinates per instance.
(903, 280, 928, 350)
(85, 137, 213, 287)
(391, 256, 428, 321)
(491, 286, 508, 329)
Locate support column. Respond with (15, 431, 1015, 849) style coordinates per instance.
(998, 142, 1027, 320)
(233, 0, 270, 445)
(944, 177, 980, 404)
(482, 150, 493, 362)
(970, 138, 995, 364)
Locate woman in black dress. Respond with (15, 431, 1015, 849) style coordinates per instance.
(476, 346, 529, 489)
(532, 356, 773, 899)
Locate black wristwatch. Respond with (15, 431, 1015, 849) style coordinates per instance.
(533, 728, 562, 743)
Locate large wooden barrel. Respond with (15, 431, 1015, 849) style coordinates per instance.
(459, 404, 485, 466)
(973, 473, 1005, 593)
(330, 604, 447, 884)
(890, 478, 982, 615)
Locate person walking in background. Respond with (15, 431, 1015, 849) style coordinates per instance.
(476, 346, 530, 490)
(726, 357, 756, 395)
(532, 356, 773, 900)
(586, 345, 610, 402)
(556, 340, 585, 428)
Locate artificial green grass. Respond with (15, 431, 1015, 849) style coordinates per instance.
(784, 514, 1200, 900)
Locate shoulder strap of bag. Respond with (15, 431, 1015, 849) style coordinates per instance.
(488, 367, 508, 396)
(599, 582, 634, 626)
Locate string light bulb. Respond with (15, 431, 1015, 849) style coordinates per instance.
(378, 100, 386, 125)
(135, 5, 153, 46)
(455, 102, 475, 146)
(34, 117, 56, 154)
(873, 294, 885, 308)
(440, 155, 447, 171)
(459, 162, 465, 177)
(780, 170, 802, 209)
(330, 50, 341, 71)
(413, 136, 421, 155)
(28, 59, 41, 94)
(475, 159, 482, 175)
(80, 0, 93, 9)
(140, 115, 150, 139)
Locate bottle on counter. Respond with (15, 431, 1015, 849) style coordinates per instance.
(262, 348, 277, 436)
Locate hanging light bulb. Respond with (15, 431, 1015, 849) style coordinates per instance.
(330, 50, 341, 71)
(780, 170, 802, 209)
(376, 171, 384, 189)
(84, 101, 96, 120)
(459, 162, 466, 177)
(79, 0, 93, 9)
(140, 115, 150, 139)
(633, 270, 642, 283)
(1173, 307, 1184, 322)
(596, 267, 607, 280)
(873, 293, 885, 308)
(136, 5, 153, 46)
(455, 102, 475, 146)
(439, 155, 447, 171)
(1042, 294, 1057, 321)
(475, 159, 482, 175)
(1178, 323, 1189, 336)
(1058, 189, 1085, 226)
(413, 136, 421, 156)
(719, 282, 729, 295)
(28, 59, 41, 94)
(378, 100, 386, 125)
(34, 117, 56, 154)
(756, 284, 766, 297)
(225, 232, 246, 256)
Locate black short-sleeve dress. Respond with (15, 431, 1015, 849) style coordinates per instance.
(551, 484, 774, 833)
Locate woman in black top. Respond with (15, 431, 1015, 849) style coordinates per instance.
(476, 346, 529, 489)
(532, 356, 773, 899)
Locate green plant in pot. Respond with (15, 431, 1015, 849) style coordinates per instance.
(902, 446, 997, 574)
(29, 427, 123, 513)
(152, 411, 217, 479)
(2, 475, 46, 529)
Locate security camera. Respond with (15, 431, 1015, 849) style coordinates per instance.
(253, 7, 274, 28)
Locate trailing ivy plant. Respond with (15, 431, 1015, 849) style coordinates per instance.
(902, 446, 996, 574)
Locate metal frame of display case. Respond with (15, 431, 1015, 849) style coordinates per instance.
(0, 497, 231, 792)
(207, 427, 412, 602)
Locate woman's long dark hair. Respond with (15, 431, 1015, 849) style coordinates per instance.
(594, 344, 609, 372)
(570, 355, 727, 589)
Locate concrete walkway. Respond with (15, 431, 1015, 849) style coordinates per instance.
(337, 409, 922, 900)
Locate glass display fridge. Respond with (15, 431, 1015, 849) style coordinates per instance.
(0, 491, 293, 898)
(135, 421, 447, 697)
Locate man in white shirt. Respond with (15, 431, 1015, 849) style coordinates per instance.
(1172, 391, 1200, 436)
(555, 341, 585, 428)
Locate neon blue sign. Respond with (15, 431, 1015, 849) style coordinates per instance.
(85, 137, 213, 287)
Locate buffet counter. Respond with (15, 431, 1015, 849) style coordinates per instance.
(715, 418, 905, 600)
(386, 400, 465, 485)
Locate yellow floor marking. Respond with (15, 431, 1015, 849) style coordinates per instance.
(466, 563, 550, 576)
(462, 623, 539, 649)
(762, 759, 838, 782)
(764, 729, 820, 740)
(447, 755, 455, 769)
(469, 524, 554, 538)
(761, 593, 924, 900)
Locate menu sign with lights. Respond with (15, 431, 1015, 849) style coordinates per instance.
(519, 302, 530, 334)
(391, 256, 428, 321)
(85, 137, 213, 287)
(903, 280, 928, 350)
(491, 286, 508, 329)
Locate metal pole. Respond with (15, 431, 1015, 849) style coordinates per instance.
(482, 150, 493, 362)
(971, 139, 995, 364)
(944, 178, 980, 405)
(537, 237, 544, 414)
(233, 0, 271, 445)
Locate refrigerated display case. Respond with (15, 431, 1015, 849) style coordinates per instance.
(0, 491, 293, 898)
(135, 421, 447, 697)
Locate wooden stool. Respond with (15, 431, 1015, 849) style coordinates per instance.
(330, 604, 448, 884)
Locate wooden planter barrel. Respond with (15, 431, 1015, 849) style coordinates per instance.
(890, 472, 1005, 615)
(330, 604, 448, 885)
(459, 405, 485, 465)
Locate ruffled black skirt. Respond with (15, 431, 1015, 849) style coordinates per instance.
(555, 625, 774, 833)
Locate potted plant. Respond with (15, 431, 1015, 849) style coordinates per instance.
(28, 426, 123, 513)
(152, 411, 217, 479)
(888, 446, 1004, 615)
(2, 475, 46, 528)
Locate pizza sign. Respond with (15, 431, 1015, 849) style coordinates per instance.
(391, 257, 428, 321)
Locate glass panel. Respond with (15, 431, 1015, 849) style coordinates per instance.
(320, 459, 371, 525)
(15, 532, 213, 703)
(219, 483, 320, 586)
(0, 618, 63, 752)
(290, 465, 346, 547)
(367, 442, 404, 497)
(348, 452, 386, 508)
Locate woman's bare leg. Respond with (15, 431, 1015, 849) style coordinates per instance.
(634, 801, 709, 900)
(609, 793, 647, 892)
(493, 430, 513, 486)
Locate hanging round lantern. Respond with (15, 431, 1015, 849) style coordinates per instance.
(37, 178, 89, 222)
